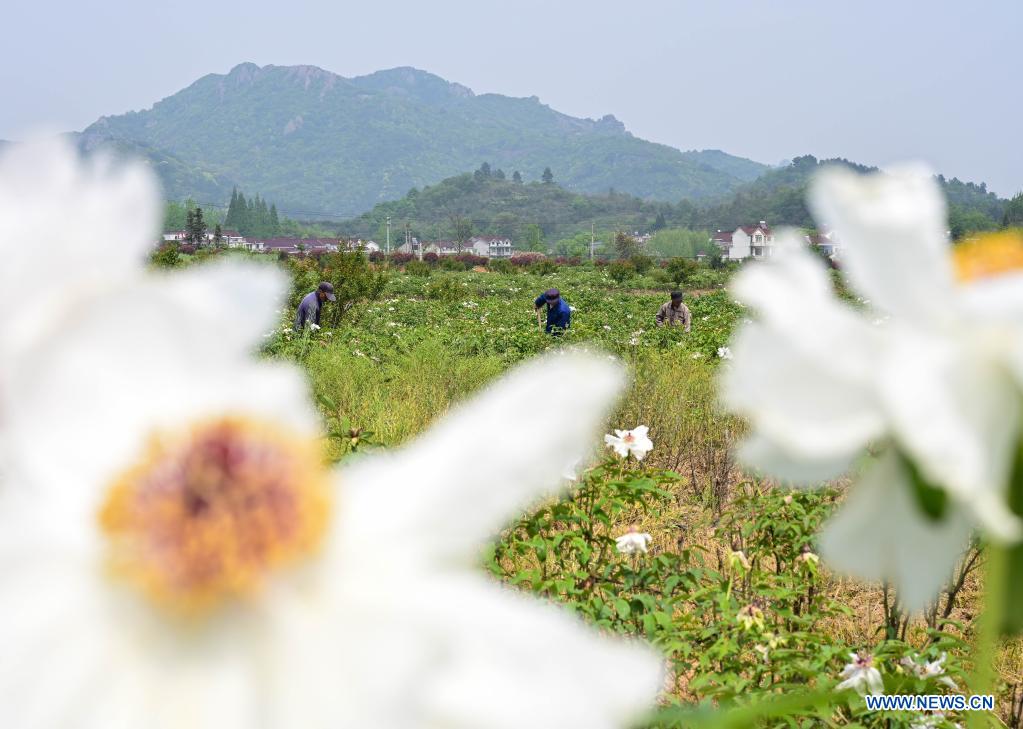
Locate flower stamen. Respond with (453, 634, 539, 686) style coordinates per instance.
(99, 416, 331, 615)
(951, 232, 1023, 283)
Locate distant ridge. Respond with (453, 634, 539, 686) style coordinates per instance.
(77, 62, 768, 213)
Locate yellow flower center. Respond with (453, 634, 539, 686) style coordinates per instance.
(951, 232, 1023, 283)
(99, 417, 332, 615)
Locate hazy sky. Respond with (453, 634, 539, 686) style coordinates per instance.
(2, 0, 1020, 195)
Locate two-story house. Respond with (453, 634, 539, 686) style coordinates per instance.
(469, 236, 513, 258)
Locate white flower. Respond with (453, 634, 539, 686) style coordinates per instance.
(603, 325, 613, 331)
(836, 652, 884, 696)
(0, 138, 159, 366)
(604, 426, 653, 461)
(690, 352, 704, 359)
(727, 549, 751, 572)
(615, 529, 652, 555)
(309, 322, 321, 331)
(901, 653, 958, 690)
(0, 144, 664, 728)
(723, 166, 1023, 611)
(0, 350, 664, 729)
(717, 346, 733, 360)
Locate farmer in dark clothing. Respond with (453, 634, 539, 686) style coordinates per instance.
(294, 281, 336, 331)
(655, 290, 691, 332)
(534, 288, 571, 335)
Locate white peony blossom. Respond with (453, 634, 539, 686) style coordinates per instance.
(615, 530, 652, 555)
(604, 426, 653, 461)
(716, 347, 733, 360)
(723, 166, 1023, 610)
(901, 653, 958, 690)
(309, 322, 321, 331)
(0, 142, 664, 729)
(836, 652, 884, 696)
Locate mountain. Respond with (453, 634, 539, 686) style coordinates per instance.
(79, 63, 768, 214)
(341, 156, 1010, 248)
(339, 164, 668, 244)
(694, 155, 1007, 236)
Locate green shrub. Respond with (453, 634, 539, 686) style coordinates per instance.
(608, 260, 636, 282)
(489, 258, 514, 274)
(405, 260, 431, 277)
(629, 253, 653, 274)
(529, 259, 559, 276)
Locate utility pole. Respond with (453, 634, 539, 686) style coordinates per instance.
(590, 222, 595, 260)
(386, 216, 391, 254)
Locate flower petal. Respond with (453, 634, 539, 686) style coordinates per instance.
(724, 321, 884, 461)
(337, 351, 624, 565)
(0, 138, 160, 360)
(819, 451, 974, 612)
(737, 433, 857, 485)
(808, 165, 955, 322)
(877, 328, 1021, 540)
(4, 270, 316, 512)
(414, 576, 662, 729)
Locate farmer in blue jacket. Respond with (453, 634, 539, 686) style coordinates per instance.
(294, 281, 336, 331)
(534, 288, 571, 335)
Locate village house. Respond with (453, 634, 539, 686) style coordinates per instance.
(163, 229, 248, 246)
(468, 235, 513, 258)
(711, 222, 775, 260)
(805, 228, 841, 258)
(248, 237, 340, 255)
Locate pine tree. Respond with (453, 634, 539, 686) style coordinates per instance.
(225, 188, 239, 229)
(270, 204, 281, 235)
(235, 192, 250, 235)
(512, 171, 522, 184)
(541, 167, 554, 185)
(185, 208, 195, 242)
(213, 223, 223, 245)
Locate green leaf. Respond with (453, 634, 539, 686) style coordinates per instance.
(900, 450, 948, 521)
(1001, 439, 1023, 634)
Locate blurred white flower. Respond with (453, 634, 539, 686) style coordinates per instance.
(716, 347, 733, 360)
(736, 604, 764, 631)
(723, 166, 1023, 611)
(0, 143, 664, 729)
(836, 652, 883, 696)
(309, 323, 321, 331)
(690, 352, 704, 359)
(727, 549, 751, 572)
(604, 426, 653, 461)
(603, 325, 612, 331)
(0, 349, 663, 729)
(900, 653, 958, 690)
(615, 529, 652, 555)
(0, 138, 159, 366)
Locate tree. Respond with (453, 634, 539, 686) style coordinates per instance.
(1003, 192, 1023, 227)
(613, 231, 638, 259)
(512, 171, 523, 184)
(541, 167, 554, 185)
(449, 214, 473, 253)
(185, 206, 207, 244)
(666, 257, 697, 287)
(212, 224, 224, 246)
(523, 223, 545, 252)
(270, 204, 281, 235)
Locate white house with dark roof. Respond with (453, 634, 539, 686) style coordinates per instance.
(469, 236, 513, 258)
(711, 222, 775, 260)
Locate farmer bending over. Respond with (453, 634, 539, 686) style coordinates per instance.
(655, 290, 691, 332)
(534, 288, 571, 336)
(295, 281, 336, 331)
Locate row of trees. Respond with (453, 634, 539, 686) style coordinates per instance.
(224, 188, 282, 238)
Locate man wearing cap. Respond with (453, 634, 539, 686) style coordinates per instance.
(655, 290, 691, 332)
(294, 281, 336, 331)
(534, 288, 571, 335)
